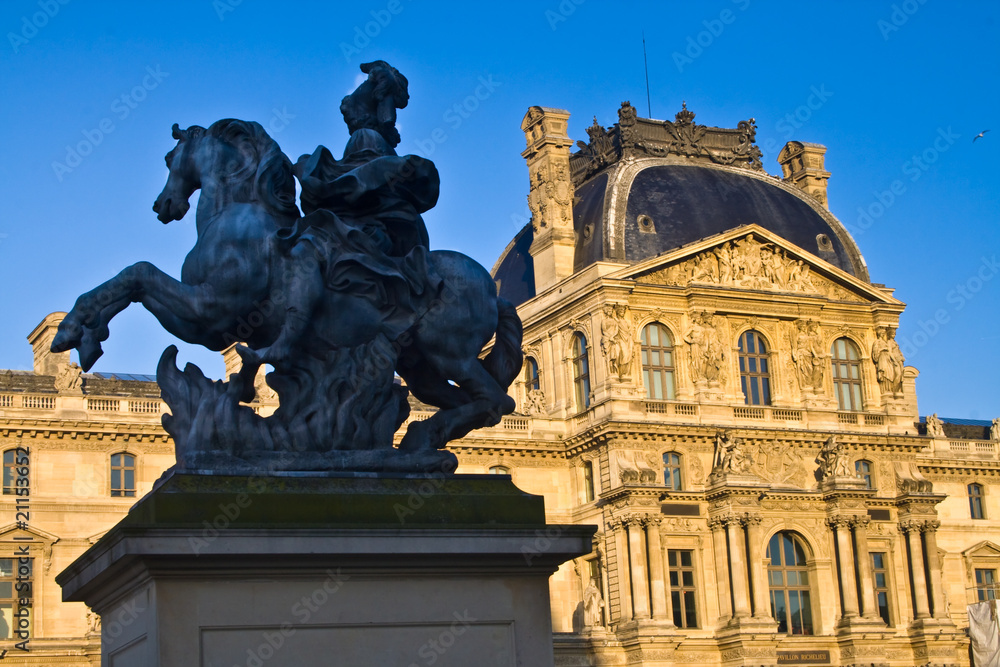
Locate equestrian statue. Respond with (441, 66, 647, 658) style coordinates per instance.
(50, 60, 523, 473)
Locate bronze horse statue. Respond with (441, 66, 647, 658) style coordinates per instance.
(51, 118, 521, 470)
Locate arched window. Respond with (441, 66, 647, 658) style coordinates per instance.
(831, 338, 863, 411)
(767, 531, 814, 635)
(524, 357, 540, 391)
(641, 323, 676, 400)
(110, 452, 136, 497)
(663, 452, 682, 490)
(970, 483, 986, 519)
(488, 465, 510, 475)
(738, 330, 771, 406)
(572, 334, 591, 411)
(583, 460, 596, 502)
(855, 460, 873, 489)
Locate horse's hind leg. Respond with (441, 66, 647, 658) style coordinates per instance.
(398, 359, 471, 409)
(399, 357, 515, 452)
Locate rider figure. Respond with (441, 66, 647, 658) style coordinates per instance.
(243, 60, 441, 368)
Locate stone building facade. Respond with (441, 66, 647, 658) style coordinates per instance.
(0, 103, 998, 666)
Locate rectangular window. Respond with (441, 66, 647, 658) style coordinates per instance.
(871, 552, 891, 625)
(111, 453, 136, 497)
(668, 550, 698, 628)
(0, 557, 31, 640)
(976, 569, 997, 602)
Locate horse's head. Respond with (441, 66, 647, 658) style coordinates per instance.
(153, 120, 298, 225)
(153, 123, 205, 223)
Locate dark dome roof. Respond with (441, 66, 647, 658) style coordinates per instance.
(494, 161, 866, 306)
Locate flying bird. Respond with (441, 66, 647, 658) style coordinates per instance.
(973, 129, 990, 142)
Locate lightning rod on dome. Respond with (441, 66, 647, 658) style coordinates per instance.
(642, 31, 652, 118)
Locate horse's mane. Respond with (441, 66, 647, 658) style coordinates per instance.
(206, 119, 300, 221)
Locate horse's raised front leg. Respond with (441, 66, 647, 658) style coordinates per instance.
(53, 261, 226, 370)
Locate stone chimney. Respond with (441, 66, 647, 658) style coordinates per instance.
(28, 312, 70, 376)
(778, 141, 831, 209)
(521, 106, 576, 292)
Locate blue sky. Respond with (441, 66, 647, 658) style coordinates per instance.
(1, 1, 997, 419)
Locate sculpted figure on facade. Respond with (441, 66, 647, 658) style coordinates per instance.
(815, 435, 852, 479)
(991, 418, 1000, 442)
(713, 430, 751, 475)
(684, 311, 724, 387)
(523, 387, 546, 416)
(583, 578, 605, 628)
(49, 61, 523, 473)
(925, 413, 945, 438)
(872, 326, 905, 395)
(615, 449, 656, 485)
(54, 361, 82, 393)
(790, 319, 825, 393)
(601, 304, 634, 380)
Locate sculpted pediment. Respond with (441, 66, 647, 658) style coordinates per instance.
(618, 225, 898, 305)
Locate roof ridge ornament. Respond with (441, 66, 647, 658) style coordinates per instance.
(569, 101, 765, 185)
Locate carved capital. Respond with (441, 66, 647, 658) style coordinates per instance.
(739, 512, 762, 527)
(848, 515, 871, 530)
(918, 519, 941, 533)
(640, 514, 663, 528)
(826, 516, 852, 530)
(707, 515, 732, 531)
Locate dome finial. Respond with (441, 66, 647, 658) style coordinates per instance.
(676, 101, 695, 125)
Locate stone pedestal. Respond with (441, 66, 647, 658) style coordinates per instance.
(57, 472, 595, 667)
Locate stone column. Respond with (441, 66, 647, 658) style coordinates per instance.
(743, 514, 770, 619)
(627, 516, 651, 620)
(851, 517, 880, 621)
(709, 518, 733, 623)
(830, 517, 859, 619)
(903, 522, 931, 620)
(727, 516, 751, 619)
(614, 519, 633, 622)
(921, 520, 948, 620)
(643, 516, 671, 622)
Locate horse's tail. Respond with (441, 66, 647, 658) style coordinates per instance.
(481, 298, 524, 389)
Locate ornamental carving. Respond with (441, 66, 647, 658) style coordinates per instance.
(746, 438, 806, 486)
(568, 102, 767, 184)
(573, 117, 616, 180)
(639, 234, 866, 302)
(894, 461, 933, 494)
(661, 102, 706, 158)
(721, 648, 774, 661)
(872, 325, 906, 396)
(661, 517, 700, 533)
(601, 304, 635, 381)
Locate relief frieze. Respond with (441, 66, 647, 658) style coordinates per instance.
(637, 233, 867, 302)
